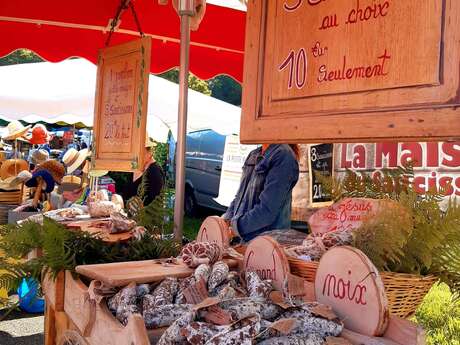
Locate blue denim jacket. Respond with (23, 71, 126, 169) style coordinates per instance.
(222, 144, 299, 242)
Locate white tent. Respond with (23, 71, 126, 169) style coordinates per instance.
(0, 59, 241, 142)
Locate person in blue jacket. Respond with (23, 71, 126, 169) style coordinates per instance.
(222, 144, 300, 242)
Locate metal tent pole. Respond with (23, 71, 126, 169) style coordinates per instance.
(173, 1, 193, 242)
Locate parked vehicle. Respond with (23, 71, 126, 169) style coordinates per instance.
(184, 129, 226, 216)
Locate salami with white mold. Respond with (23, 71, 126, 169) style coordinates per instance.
(205, 316, 261, 345)
(116, 304, 140, 326)
(246, 270, 273, 299)
(194, 264, 211, 283)
(156, 310, 196, 345)
(182, 322, 228, 345)
(144, 303, 193, 329)
(146, 277, 178, 309)
(256, 334, 324, 345)
(107, 282, 137, 313)
(208, 261, 229, 290)
(225, 300, 281, 321)
(280, 309, 343, 338)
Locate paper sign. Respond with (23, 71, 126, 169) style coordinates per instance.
(183, 278, 208, 304)
(269, 318, 298, 335)
(204, 305, 233, 325)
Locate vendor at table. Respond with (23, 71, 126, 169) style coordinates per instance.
(121, 137, 164, 206)
(222, 144, 299, 242)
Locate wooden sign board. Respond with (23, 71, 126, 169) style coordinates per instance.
(92, 37, 151, 172)
(309, 197, 388, 235)
(196, 216, 231, 250)
(309, 143, 334, 207)
(315, 246, 389, 336)
(243, 236, 290, 291)
(241, 1, 460, 143)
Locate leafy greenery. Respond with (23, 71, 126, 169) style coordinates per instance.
(415, 283, 460, 345)
(323, 167, 460, 297)
(153, 142, 169, 171)
(136, 188, 174, 235)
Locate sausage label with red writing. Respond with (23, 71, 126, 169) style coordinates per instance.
(315, 246, 389, 336)
(308, 198, 391, 235)
(243, 236, 290, 291)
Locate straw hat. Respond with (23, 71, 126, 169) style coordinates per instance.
(27, 124, 52, 144)
(30, 149, 50, 165)
(62, 148, 89, 174)
(0, 176, 20, 191)
(10, 170, 32, 187)
(57, 175, 82, 193)
(0, 159, 29, 180)
(2, 121, 31, 141)
(35, 160, 65, 184)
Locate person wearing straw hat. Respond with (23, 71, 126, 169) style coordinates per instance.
(121, 136, 164, 206)
(2, 120, 31, 141)
(29, 149, 50, 169)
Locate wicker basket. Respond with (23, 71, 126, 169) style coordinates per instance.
(288, 258, 437, 318)
(380, 271, 438, 318)
(288, 257, 319, 282)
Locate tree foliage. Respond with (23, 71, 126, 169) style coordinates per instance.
(0, 49, 43, 66)
(160, 69, 211, 95)
(208, 75, 242, 106)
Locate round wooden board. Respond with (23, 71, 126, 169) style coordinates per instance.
(315, 246, 389, 336)
(308, 198, 386, 235)
(196, 216, 231, 250)
(243, 236, 290, 291)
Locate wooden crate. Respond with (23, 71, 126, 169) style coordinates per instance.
(42, 271, 65, 312)
(63, 271, 95, 337)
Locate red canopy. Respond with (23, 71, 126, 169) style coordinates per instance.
(0, 0, 245, 82)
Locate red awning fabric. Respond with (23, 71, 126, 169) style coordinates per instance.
(0, 0, 245, 82)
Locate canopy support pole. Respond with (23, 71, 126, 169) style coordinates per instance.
(173, 9, 192, 243)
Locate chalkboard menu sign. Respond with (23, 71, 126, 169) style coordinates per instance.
(309, 144, 333, 207)
(93, 38, 151, 172)
(241, 1, 460, 144)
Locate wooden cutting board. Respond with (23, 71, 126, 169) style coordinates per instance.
(65, 219, 133, 243)
(76, 258, 239, 287)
